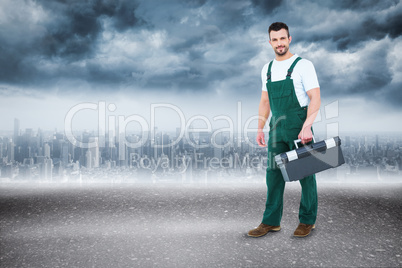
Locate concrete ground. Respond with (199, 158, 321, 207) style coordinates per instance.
(0, 181, 401, 267)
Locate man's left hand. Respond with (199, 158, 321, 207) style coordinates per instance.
(298, 126, 313, 144)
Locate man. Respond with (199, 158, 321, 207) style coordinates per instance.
(248, 22, 321, 238)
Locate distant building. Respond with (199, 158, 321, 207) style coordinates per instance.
(84, 136, 99, 168)
(40, 157, 53, 180)
(7, 140, 15, 163)
(14, 118, 20, 143)
(1, 163, 13, 179)
(85, 150, 92, 169)
(44, 143, 51, 158)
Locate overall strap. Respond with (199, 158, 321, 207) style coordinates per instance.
(286, 57, 302, 78)
(266, 60, 273, 81)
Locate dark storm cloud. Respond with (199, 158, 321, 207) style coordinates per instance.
(39, 0, 144, 59)
(0, 0, 144, 84)
(318, 42, 392, 96)
(0, 0, 257, 91)
(290, 0, 402, 51)
(384, 84, 402, 107)
(326, 0, 399, 11)
(251, 0, 284, 15)
(0, 0, 401, 108)
(0, 47, 32, 83)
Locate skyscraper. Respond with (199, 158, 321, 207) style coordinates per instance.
(40, 158, 53, 180)
(7, 140, 14, 163)
(44, 143, 51, 158)
(85, 150, 92, 169)
(13, 118, 20, 143)
(61, 142, 69, 166)
(88, 137, 100, 168)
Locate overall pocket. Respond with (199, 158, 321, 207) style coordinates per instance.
(270, 86, 291, 99)
(267, 81, 292, 99)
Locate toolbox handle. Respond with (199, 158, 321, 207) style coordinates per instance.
(294, 135, 316, 149)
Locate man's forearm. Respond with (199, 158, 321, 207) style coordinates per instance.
(258, 101, 270, 132)
(303, 96, 320, 130)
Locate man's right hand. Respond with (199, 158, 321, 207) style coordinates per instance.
(256, 131, 267, 147)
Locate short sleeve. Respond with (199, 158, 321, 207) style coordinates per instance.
(261, 63, 268, 91)
(301, 60, 320, 92)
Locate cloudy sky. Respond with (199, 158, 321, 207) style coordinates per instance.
(0, 0, 401, 136)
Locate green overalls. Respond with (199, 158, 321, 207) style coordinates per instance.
(262, 57, 317, 226)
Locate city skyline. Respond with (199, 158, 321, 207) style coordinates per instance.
(1, 116, 401, 183)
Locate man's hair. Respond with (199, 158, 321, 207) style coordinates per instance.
(268, 22, 289, 39)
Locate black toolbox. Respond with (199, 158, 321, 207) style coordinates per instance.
(274, 136, 345, 182)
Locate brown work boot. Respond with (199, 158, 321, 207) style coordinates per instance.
(293, 223, 315, 237)
(247, 223, 281, 237)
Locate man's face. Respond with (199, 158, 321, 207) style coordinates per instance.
(269, 29, 291, 56)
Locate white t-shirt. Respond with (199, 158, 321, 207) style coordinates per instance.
(261, 54, 319, 107)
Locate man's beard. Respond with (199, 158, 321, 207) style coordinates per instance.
(275, 46, 288, 56)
